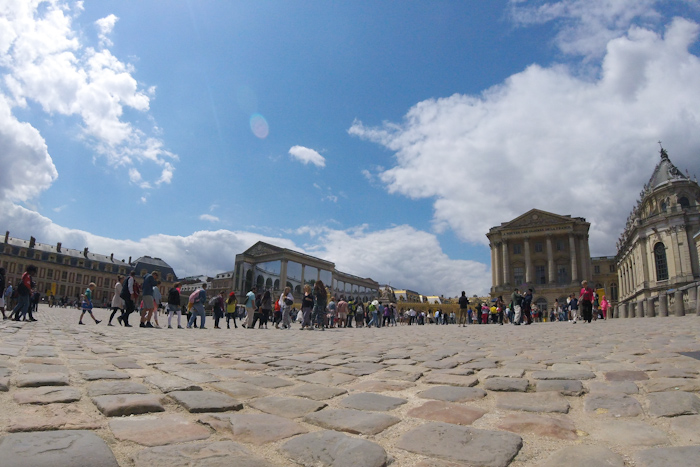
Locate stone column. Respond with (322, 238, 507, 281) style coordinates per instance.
(640, 236, 650, 287)
(581, 235, 591, 281)
(613, 304, 619, 319)
(280, 260, 288, 293)
(688, 285, 697, 315)
(494, 243, 502, 287)
(546, 235, 555, 284)
(646, 297, 655, 317)
(658, 293, 668, 317)
(490, 244, 497, 290)
(619, 302, 627, 318)
(524, 237, 532, 284)
(502, 241, 510, 286)
(696, 285, 700, 316)
(569, 234, 578, 283)
(674, 290, 685, 317)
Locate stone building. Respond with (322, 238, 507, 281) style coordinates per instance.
(233, 241, 379, 302)
(487, 209, 595, 312)
(615, 148, 700, 317)
(0, 232, 176, 305)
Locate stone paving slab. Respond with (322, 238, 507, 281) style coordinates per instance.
(496, 392, 570, 413)
(407, 400, 486, 425)
(0, 430, 119, 467)
(109, 414, 211, 446)
(285, 383, 347, 400)
(133, 441, 274, 467)
(144, 374, 202, 392)
(248, 395, 327, 418)
(304, 408, 400, 435)
(497, 413, 578, 440)
(340, 392, 407, 412)
(169, 390, 243, 413)
(13, 387, 81, 405)
(634, 445, 700, 467)
(92, 393, 165, 416)
(281, 430, 388, 467)
(397, 422, 522, 467)
(540, 445, 626, 467)
(199, 412, 308, 444)
(417, 385, 487, 402)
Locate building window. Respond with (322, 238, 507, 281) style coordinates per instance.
(654, 242, 668, 281)
(62, 271, 67, 280)
(557, 265, 568, 285)
(46, 269, 53, 279)
(679, 196, 690, 209)
(609, 264, 615, 273)
(76, 274, 82, 284)
(513, 267, 524, 285)
(556, 240, 565, 251)
(534, 242, 543, 253)
(535, 265, 546, 284)
(594, 265, 600, 274)
(610, 283, 618, 301)
(513, 244, 522, 255)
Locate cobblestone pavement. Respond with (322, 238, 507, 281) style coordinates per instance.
(2, 305, 700, 466)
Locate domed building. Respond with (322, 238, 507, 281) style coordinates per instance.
(615, 148, 700, 317)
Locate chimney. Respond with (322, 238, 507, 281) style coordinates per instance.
(29, 237, 36, 249)
(110, 253, 114, 261)
(83, 247, 88, 257)
(4, 231, 8, 243)
(128, 256, 132, 264)
(56, 242, 62, 252)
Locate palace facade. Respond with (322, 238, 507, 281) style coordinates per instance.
(615, 148, 700, 317)
(0, 232, 176, 305)
(487, 209, 615, 312)
(233, 241, 379, 302)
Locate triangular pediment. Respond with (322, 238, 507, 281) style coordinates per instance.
(501, 209, 576, 230)
(243, 242, 283, 257)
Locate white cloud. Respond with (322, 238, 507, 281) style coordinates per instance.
(304, 225, 490, 296)
(289, 145, 326, 168)
(0, 1, 176, 200)
(509, 0, 663, 58)
(95, 14, 118, 48)
(325, 195, 338, 203)
(199, 214, 220, 223)
(0, 201, 490, 296)
(350, 18, 700, 257)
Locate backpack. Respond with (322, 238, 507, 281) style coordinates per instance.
(120, 277, 132, 300)
(189, 290, 200, 304)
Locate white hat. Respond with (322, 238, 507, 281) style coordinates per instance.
(372, 300, 379, 306)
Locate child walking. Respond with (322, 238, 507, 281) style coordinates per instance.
(79, 283, 101, 325)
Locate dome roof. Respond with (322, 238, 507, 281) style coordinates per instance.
(646, 148, 689, 190)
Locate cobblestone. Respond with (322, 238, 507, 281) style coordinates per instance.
(2, 305, 700, 466)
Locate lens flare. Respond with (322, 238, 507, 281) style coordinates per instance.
(250, 113, 269, 139)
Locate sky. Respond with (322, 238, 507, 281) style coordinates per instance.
(2, 0, 700, 298)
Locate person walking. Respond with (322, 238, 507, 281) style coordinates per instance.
(140, 270, 160, 328)
(280, 286, 294, 329)
(0, 267, 7, 320)
(600, 295, 609, 320)
(511, 288, 523, 325)
(300, 285, 314, 329)
(212, 291, 225, 329)
(11, 265, 37, 321)
(107, 275, 125, 326)
(312, 280, 328, 331)
(187, 283, 207, 329)
(226, 292, 238, 329)
(579, 280, 595, 323)
(457, 291, 469, 327)
(79, 283, 101, 325)
(120, 271, 137, 327)
(167, 282, 183, 329)
(244, 286, 256, 329)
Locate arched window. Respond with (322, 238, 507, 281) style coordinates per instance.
(679, 196, 690, 209)
(256, 274, 264, 289)
(654, 242, 668, 281)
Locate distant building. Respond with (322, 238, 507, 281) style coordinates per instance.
(233, 242, 379, 302)
(615, 148, 700, 317)
(487, 209, 595, 312)
(392, 289, 422, 303)
(0, 232, 175, 305)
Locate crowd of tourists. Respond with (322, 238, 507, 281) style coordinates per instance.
(0, 265, 610, 330)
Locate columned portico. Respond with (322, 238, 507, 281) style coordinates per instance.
(502, 241, 510, 286)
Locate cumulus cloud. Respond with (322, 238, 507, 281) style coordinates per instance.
(289, 145, 326, 168)
(0, 201, 490, 295)
(350, 17, 700, 256)
(199, 214, 220, 223)
(95, 14, 118, 48)
(304, 225, 490, 297)
(0, 1, 176, 199)
(509, 0, 663, 58)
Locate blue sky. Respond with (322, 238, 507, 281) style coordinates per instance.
(2, 0, 700, 297)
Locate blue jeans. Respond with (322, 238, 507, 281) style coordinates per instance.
(188, 304, 205, 328)
(368, 311, 379, 327)
(13, 295, 31, 320)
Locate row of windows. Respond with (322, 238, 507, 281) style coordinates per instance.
(2, 247, 129, 273)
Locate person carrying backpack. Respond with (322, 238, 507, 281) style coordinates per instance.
(187, 283, 208, 329)
(11, 265, 37, 321)
(120, 271, 137, 327)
